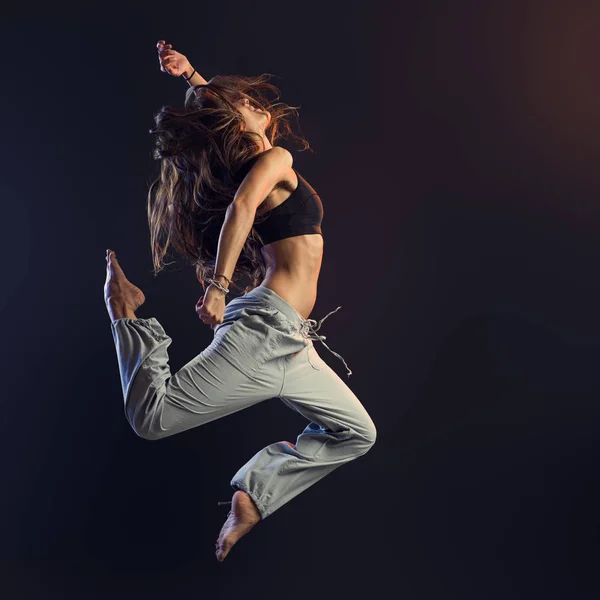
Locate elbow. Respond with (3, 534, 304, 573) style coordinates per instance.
(229, 198, 257, 220)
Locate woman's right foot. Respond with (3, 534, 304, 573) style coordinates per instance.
(104, 250, 146, 322)
(215, 490, 261, 562)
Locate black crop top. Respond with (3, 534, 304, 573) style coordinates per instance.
(253, 168, 324, 246)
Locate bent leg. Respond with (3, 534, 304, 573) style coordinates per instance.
(111, 317, 281, 440)
(230, 342, 376, 519)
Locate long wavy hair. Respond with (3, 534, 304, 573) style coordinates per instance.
(147, 73, 311, 294)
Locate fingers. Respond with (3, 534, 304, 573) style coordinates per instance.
(199, 314, 223, 328)
(157, 45, 173, 59)
(161, 55, 177, 66)
(157, 41, 174, 60)
(196, 288, 225, 327)
(196, 304, 223, 328)
(158, 51, 175, 63)
(197, 308, 222, 323)
(157, 43, 179, 74)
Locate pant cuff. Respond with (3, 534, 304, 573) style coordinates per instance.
(230, 480, 269, 520)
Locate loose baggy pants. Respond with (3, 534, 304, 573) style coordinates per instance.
(110, 285, 376, 519)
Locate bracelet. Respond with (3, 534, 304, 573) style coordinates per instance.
(183, 68, 196, 81)
(212, 273, 232, 285)
(207, 278, 229, 295)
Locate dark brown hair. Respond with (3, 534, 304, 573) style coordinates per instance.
(147, 73, 310, 294)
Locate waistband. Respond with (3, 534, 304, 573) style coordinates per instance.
(231, 286, 353, 378)
(239, 286, 306, 329)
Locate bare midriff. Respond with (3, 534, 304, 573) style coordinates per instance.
(258, 232, 324, 320)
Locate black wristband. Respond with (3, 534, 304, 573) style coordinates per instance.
(183, 68, 196, 81)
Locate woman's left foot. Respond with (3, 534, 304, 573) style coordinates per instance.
(104, 249, 146, 322)
(215, 490, 261, 562)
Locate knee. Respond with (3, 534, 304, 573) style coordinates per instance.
(134, 427, 166, 441)
(355, 418, 377, 455)
(128, 412, 169, 441)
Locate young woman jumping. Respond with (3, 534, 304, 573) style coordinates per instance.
(103, 40, 377, 562)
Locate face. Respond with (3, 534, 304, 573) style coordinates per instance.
(235, 95, 271, 133)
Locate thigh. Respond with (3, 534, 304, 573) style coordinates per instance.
(158, 322, 283, 434)
(280, 343, 375, 439)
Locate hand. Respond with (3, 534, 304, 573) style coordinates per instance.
(195, 284, 226, 331)
(156, 39, 192, 78)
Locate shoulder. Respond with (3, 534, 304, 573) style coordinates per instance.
(234, 147, 292, 186)
(233, 147, 294, 210)
(271, 145, 293, 162)
(257, 146, 293, 169)
(245, 146, 293, 189)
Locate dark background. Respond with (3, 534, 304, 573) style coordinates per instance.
(2, 0, 599, 598)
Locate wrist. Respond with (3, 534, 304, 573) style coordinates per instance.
(182, 64, 195, 79)
(208, 283, 227, 296)
(207, 278, 230, 296)
(212, 274, 231, 284)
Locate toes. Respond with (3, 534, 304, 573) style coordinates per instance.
(215, 540, 227, 562)
(107, 251, 126, 277)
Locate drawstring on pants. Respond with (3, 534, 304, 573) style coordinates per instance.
(299, 306, 353, 378)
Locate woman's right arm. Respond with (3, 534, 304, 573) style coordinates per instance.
(157, 40, 208, 87)
(181, 64, 208, 87)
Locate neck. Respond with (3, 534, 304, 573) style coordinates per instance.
(257, 134, 273, 152)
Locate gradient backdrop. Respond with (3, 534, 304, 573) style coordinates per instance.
(2, 0, 599, 598)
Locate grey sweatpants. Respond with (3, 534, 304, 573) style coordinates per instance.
(110, 285, 376, 519)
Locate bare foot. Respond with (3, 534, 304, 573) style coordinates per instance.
(215, 490, 261, 562)
(104, 249, 146, 322)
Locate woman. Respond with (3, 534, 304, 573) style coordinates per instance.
(103, 40, 377, 562)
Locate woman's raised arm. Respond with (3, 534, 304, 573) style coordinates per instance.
(156, 40, 208, 87)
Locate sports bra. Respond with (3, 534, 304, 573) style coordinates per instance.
(253, 168, 324, 246)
